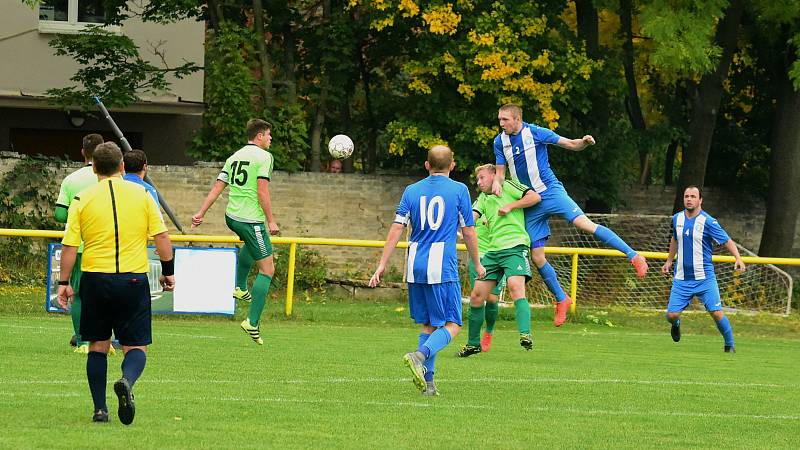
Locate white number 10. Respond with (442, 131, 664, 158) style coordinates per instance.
(419, 195, 444, 230)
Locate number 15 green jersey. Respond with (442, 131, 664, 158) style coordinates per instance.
(218, 144, 274, 223)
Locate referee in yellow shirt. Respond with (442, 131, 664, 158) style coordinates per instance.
(56, 142, 175, 425)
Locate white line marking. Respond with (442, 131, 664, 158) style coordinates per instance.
(0, 391, 796, 421)
(0, 377, 792, 389)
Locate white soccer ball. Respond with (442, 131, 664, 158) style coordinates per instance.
(328, 134, 354, 160)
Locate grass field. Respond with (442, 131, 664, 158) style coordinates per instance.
(1, 285, 799, 449)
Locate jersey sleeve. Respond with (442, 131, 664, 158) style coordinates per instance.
(394, 188, 411, 226)
(706, 218, 730, 246)
(532, 124, 561, 145)
(493, 136, 506, 166)
(257, 153, 274, 180)
(62, 199, 83, 247)
(56, 179, 71, 208)
(145, 192, 168, 237)
(218, 158, 231, 184)
(472, 198, 483, 217)
(457, 184, 475, 227)
(504, 179, 529, 201)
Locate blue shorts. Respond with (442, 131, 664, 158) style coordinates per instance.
(667, 278, 723, 313)
(408, 281, 463, 327)
(523, 186, 584, 245)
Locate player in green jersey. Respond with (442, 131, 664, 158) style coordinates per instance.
(465, 201, 505, 352)
(54, 133, 103, 354)
(458, 164, 541, 356)
(192, 119, 278, 345)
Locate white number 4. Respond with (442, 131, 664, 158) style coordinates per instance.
(419, 195, 445, 230)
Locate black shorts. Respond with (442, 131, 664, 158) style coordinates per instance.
(79, 272, 152, 346)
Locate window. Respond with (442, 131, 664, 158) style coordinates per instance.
(38, 0, 119, 34)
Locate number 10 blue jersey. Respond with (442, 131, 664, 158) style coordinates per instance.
(394, 175, 474, 284)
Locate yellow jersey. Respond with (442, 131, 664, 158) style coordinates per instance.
(63, 176, 167, 273)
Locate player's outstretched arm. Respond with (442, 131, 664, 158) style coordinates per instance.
(191, 180, 227, 228)
(498, 190, 541, 216)
(369, 223, 405, 287)
(556, 135, 595, 151)
(662, 237, 677, 276)
(724, 239, 746, 272)
(492, 165, 507, 196)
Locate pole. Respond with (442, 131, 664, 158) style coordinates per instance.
(93, 96, 185, 233)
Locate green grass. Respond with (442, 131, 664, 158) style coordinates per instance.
(1, 285, 799, 449)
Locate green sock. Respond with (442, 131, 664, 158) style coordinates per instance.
(485, 301, 499, 333)
(248, 273, 272, 326)
(467, 305, 485, 346)
(71, 294, 81, 342)
(514, 298, 531, 334)
(236, 248, 255, 291)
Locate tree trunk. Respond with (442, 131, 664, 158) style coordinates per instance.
(620, 0, 649, 184)
(673, 0, 743, 212)
(310, 86, 327, 172)
(575, 0, 599, 58)
(309, 0, 331, 172)
(252, 0, 273, 111)
(283, 22, 297, 103)
(341, 88, 354, 173)
(357, 37, 377, 174)
(664, 139, 678, 185)
(207, 0, 223, 29)
(759, 72, 800, 257)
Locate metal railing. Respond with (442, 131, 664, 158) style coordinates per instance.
(2, 228, 799, 316)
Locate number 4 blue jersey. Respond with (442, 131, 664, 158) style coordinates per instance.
(394, 176, 474, 284)
(672, 210, 730, 281)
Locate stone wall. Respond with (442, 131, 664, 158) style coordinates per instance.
(1, 155, 797, 280)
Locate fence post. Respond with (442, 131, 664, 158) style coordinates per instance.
(285, 242, 298, 316)
(570, 253, 578, 314)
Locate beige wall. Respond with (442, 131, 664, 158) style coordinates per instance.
(1, 155, 797, 278)
(0, 2, 204, 102)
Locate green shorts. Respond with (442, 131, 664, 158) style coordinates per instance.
(469, 258, 505, 296)
(225, 215, 273, 260)
(480, 244, 532, 284)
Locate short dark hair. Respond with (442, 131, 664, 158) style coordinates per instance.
(82, 133, 104, 160)
(499, 104, 523, 120)
(684, 185, 702, 199)
(93, 142, 124, 176)
(246, 119, 272, 140)
(124, 149, 148, 174)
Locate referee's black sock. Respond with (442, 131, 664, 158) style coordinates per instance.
(86, 351, 108, 412)
(121, 348, 147, 388)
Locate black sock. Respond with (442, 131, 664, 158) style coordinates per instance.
(86, 351, 108, 411)
(121, 348, 147, 387)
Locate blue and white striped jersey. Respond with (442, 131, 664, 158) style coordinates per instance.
(671, 210, 730, 281)
(394, 176, 474, 284)
(493, 122, 562, 193)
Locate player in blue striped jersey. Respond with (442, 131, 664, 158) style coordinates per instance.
(492, 104, 649, 326)
(661, 186, 745, 352)
(369, 145, 484, 396)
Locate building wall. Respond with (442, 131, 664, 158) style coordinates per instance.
(0, 2, 204, 101)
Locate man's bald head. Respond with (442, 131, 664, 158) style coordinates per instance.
(427, 145, 453, 172)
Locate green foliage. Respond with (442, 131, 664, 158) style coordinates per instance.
(188, 22, 256, 161)
(265, 103, 308, 173)
(639, 0, 729, 74)
(0, 155, 63, 284)
(272, 246, 329, 292)
(45, 27, 199, 110)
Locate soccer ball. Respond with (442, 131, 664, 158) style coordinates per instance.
(328, 134, 354, 160)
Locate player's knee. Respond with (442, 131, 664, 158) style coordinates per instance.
(530, 251, 547, 268)
(469, 290, 485, 306)
(507, 280, 525, 299)
(666, 312, 680, 322)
